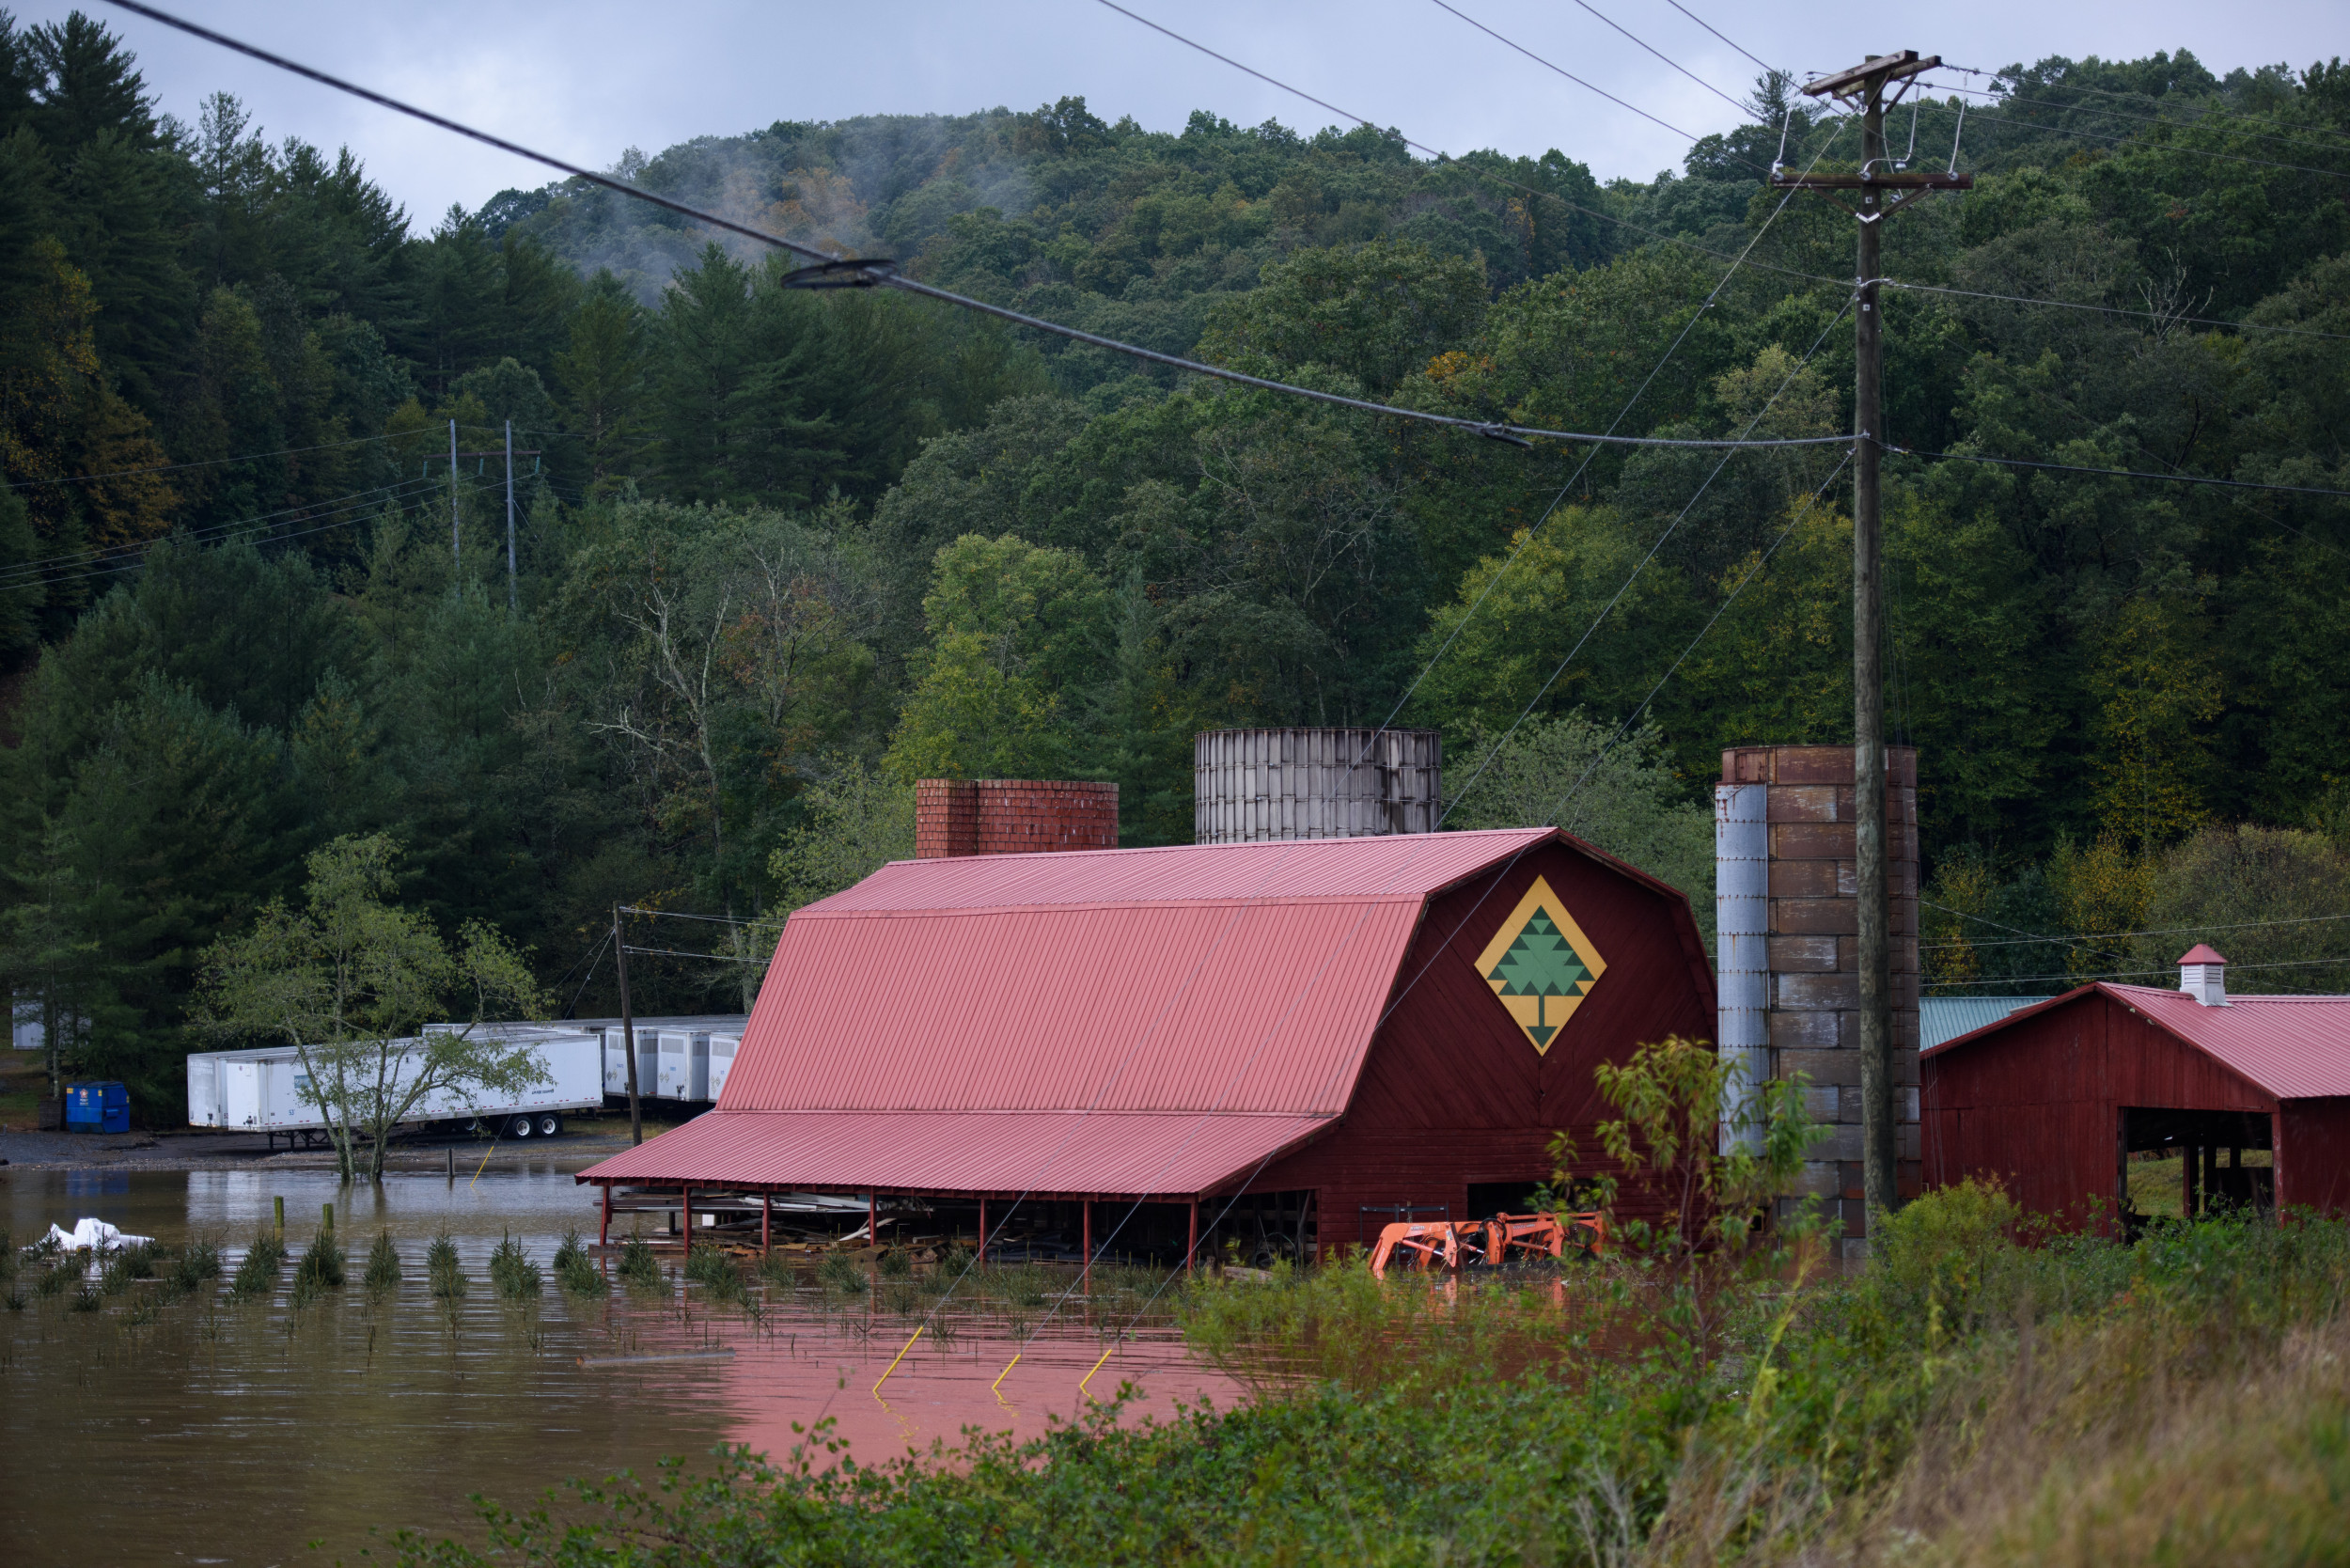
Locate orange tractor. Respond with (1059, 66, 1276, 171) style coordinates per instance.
(1368, 1211, 1606, 1278)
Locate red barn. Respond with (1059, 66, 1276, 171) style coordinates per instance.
(1922, 949, 2350, 1230)
(579, 827, 1714, 1261)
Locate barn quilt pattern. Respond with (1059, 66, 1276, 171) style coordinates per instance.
(1474, 875, 1606, 1056)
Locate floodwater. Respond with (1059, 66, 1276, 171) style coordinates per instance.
(1, 1166, 1249, 1568)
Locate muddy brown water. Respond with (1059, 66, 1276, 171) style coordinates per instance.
(2, 1167, 1247, 1568)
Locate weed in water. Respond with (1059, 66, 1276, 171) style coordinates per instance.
(618, 1236, 663, 1292)
(70, 1284, 102, 1312)
(426, 1232, 465, 1300)
(34, 1260, 76, 1298)
(365, 1231, 400, 1292)
(881, 1278, 926, 1316)
(757, 1248, 798, 1290)
(817, 1252, 868, 1294)
(4, 1289, 24, 1311)
(490, 1235, 542, 1301)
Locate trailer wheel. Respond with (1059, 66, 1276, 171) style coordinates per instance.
(538, 1113, 561, 1137)
(509, 1114, 534, 1138)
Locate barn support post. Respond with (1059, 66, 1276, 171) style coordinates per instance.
(2183, 1144, 2195, 1219)
(868, 1192, 877, 1250)
(1082, 1200, 1092, 1292)
(2272, 1112, 2286, 1209)
(600, 1184, 611, 1247)
(1187, 1199, 1198, 1276)
(681, 1184, 691, 1254)
(761, 1192, 771, 1256)
(978, 1197, 987, 1264)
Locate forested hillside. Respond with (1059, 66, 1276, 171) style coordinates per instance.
(3, 8, 2347, 1111)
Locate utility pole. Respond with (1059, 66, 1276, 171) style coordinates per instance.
(1774, 53, 1969, 1226)
(448, 418, 461, 577)
(504, 418, 517, 614)
(614, 905, 643, 1147)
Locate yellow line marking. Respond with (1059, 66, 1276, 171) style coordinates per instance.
(871, 1326, 922, 1395)
(1078, 1342, 1116, 1401)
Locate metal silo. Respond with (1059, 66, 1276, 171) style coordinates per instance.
(1194, 728, 1443, 843)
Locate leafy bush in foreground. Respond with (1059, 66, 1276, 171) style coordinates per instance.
(385, 1189, 2350, 1568)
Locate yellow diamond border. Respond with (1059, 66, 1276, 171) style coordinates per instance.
(1472, 874, 1607, 1057)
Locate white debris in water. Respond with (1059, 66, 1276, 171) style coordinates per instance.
(40, 1218, 153, 1251)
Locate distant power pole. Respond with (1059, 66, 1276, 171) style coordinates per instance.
(448, 417, 461, 576)
(505, 418, 517, 614)
(1774, 53, 1971, 1223)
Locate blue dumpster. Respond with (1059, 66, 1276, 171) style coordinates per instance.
(64, 1081, 129, 1135)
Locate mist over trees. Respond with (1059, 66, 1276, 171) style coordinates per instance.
(2, 9, 2346, 1110)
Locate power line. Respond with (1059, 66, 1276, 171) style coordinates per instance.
(0, 476, 439, 589)
(1887, 446, 2350, 498)
(1930, 76, 2350, 156)
(1659, 0, 1777, 81)
(96, 0, 1841, 460)
(1926, 908, 2350, 949)
(3, 430, 400, 490)
(1927, 956, 2350, 987)
(1426, 0, 1762, 168)
(1560, 0, 1753, 118)
(1436, 301, 1856, 823)
(1905, 77, 2350, 181)
(1874, 277, 2350, 342)
(1351, 114, 1855, 765)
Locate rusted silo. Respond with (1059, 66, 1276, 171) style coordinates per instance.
(1194, 729, 1443, 844)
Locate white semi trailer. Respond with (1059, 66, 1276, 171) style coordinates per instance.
(187, 1027, 603, 1146)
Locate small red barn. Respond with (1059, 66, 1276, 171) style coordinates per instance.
(579, 827, 1714, 1260)
(1922, 950, 2350, 1230)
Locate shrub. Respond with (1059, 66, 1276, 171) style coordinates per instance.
(229, 1231, 286, 1301)
(817, 1252, 868, 1294)
(554, 1231, 606, 1297)
(490, 1235, 541, 1301)
(876, 1245, 913, 1278)
(294, 1231, 347, 1293)
(365, 1231, 400, 1292)
(170, 1240, 223, 1294)
(427, 1232, 465, 1300)
(684, 1245, 745, 1304)
(618, 1236, 663, 1291)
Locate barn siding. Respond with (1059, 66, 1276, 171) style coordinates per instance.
(2280, 1099, 2350, 1213)
(1258, 841, 1716, 1252)
(1923, 989, 2294, 1231)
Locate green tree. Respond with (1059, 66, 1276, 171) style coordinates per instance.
(197, 834, 548, 1182)
(885, 532, 1110, 782)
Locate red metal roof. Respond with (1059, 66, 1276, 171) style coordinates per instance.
(581, 829, 1581, 1196)
(1925, 982, 2350, 1101)
(574, 1110, 1334, 1198)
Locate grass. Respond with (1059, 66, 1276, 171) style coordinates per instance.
(384, 1185, 2350, 1568)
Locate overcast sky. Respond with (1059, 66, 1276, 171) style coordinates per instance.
(23, 0, 2342, 225)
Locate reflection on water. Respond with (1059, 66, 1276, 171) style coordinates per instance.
(1, 1168, 1246, 1568)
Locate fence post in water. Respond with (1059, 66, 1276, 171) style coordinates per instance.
(322, 1201, 334, 1235)
(274, 1195, 284, 1241)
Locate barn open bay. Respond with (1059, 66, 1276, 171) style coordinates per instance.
(0, 1167, 1240, 1568)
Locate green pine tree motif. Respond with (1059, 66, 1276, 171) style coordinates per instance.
(1486, 910, 1590, 1047)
